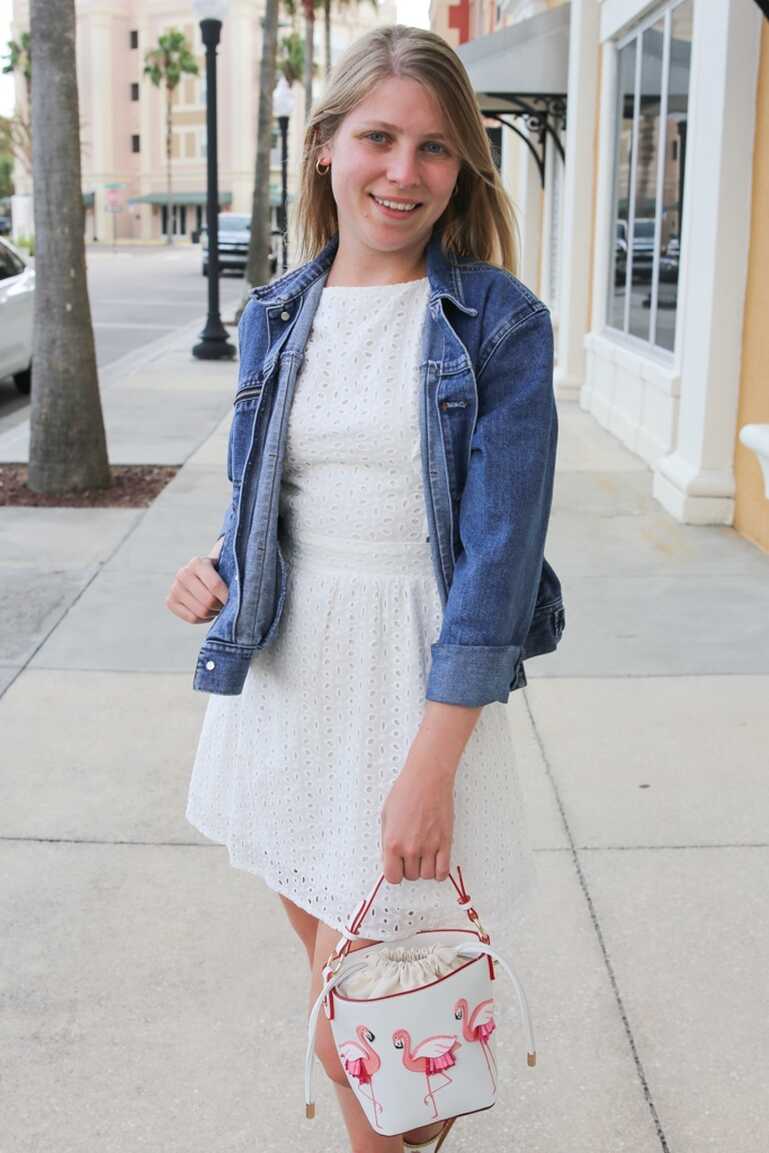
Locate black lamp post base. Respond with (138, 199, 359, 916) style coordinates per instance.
(193, 319, 236, 360)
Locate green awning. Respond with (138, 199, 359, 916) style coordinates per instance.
(127, 191, 233, 206)
(127, 189, 293, 208)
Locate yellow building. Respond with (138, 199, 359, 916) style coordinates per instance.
(433, 0, 769, 553)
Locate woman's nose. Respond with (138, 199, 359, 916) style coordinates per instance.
(385, 148, 421, 189)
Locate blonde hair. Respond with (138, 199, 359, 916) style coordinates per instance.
(294, 24, 520, 273)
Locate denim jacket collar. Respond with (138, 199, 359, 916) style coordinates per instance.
(248, 222, 479, 318)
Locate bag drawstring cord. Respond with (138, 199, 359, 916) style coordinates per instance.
(305, 960, 369, 1118)
(455, 943, 537, 1067)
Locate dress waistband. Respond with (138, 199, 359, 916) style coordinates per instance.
(281, 530, 435, 577)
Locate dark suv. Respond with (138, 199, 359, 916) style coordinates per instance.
(201, 213, 279, 277)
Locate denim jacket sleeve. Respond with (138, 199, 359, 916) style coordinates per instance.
(425, 304, 558, 708)
(215, 298, 266, 542)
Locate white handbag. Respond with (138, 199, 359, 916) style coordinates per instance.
(304, 867, 536, 1137)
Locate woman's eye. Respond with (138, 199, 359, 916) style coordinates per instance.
(364, 132, 447, 155)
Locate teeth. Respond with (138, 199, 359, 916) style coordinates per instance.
(373, 195, 418, 212)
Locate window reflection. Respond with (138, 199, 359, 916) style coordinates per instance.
(609, 39, 636, 330)
(628, 17, 664, 341)
(654, 0, 692, 351)
(606, 0, 693, 353)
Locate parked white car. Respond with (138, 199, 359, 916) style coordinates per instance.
(0, 237, 34, 394)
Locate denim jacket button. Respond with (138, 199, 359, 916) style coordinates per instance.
(205, 659, 216, 671)
(280, 310, 290, 321)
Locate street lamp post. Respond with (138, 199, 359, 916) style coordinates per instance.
(273, 75, 294, 274)
(192, 0, 235, 360)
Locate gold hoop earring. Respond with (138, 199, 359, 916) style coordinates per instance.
(315, 158, 330, 175)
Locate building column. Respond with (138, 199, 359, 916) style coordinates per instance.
(86, 10, 116, 245)
(516, 132, 543, 295)
(554, 0, 601, 401)
(223, 0, 255, 214)
(538, 130, 558, 316)
(653, 0, 762, 523)
(137, 15, 153, 241)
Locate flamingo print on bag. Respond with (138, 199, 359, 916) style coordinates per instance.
(392, 1030, 462, 1119)
(454, 997, 497, 1091)
(338, 1025, 384, 1127)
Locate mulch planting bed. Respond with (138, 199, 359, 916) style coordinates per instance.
(0, 464, 179, 508)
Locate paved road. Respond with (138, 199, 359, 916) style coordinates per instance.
(0, 244, 245, 428)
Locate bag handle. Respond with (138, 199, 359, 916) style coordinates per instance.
(326, 865, 490, 972)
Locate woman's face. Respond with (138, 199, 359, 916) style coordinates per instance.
(319, 75, 462, 266)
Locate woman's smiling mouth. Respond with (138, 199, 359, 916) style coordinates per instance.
(369, 193, 422, 217)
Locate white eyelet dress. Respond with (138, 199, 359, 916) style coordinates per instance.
(185, 276, 537, 953)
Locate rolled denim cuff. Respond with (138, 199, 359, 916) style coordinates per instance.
(193, 641, 253, 694)
(425, 642, 527, 707)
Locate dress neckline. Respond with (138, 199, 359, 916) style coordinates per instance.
(322, 276, 429, 291)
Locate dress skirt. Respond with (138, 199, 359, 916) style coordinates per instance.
(186, 276, 537, 950)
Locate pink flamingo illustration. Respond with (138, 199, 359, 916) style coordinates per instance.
(392, 1029, 462, 1119)
(454, 997, 497, 1091)
(338, 1025, 384, 1127)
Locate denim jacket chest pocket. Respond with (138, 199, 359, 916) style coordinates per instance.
(435, 361, 477, 504)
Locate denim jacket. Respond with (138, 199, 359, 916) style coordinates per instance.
(193, 221, 565, 705)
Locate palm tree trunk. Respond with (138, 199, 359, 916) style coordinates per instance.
(28, 0, 109, 494)
(324, 0, 331, 79)
(240, 0, 279, 312)
(166, 85, 174, 246)
(303, 0, 315, 119)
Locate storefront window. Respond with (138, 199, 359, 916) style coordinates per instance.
(608, 38, 636, 331)
(607, 0, 693, 352)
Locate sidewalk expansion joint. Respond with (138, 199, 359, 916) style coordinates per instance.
(523, 687, 673, 1153)
(0, 835, 220, 847)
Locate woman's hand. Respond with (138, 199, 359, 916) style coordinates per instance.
(165, 541, 229, 624)
(380, 701, 482, 885)
(380, 755, 455, 885)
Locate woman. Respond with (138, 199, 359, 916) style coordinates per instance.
(166, 24, 564, 1153)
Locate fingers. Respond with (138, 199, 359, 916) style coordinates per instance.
(165, 556, 229, 624)
(382, 847, 451, 885)
(382, 846, 403, 886)
(195, 557, 230, 606)
(435, 846, 451, 883)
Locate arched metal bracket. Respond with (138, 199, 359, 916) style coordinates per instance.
(483, 95, 567, 188)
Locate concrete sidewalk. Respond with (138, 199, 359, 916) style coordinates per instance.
(1, 323, 768, 1153)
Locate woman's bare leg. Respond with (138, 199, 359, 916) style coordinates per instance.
(277, 900, 443, 1149)
(277, 892, 319, 966)
(311, 922, 405, 1153)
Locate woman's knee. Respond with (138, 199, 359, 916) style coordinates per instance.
(310, 921, 382, 1090)
(314, 1012, 351, 1088)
